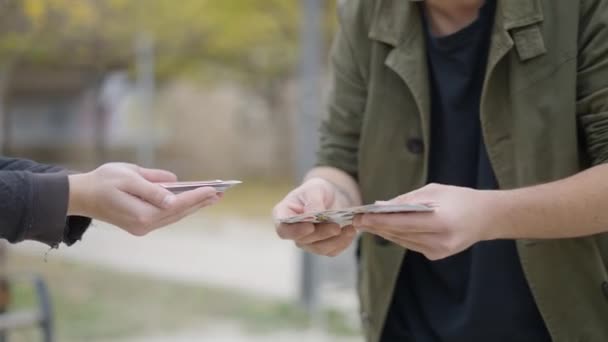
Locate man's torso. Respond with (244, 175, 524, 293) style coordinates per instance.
(329, 0, 608, 341)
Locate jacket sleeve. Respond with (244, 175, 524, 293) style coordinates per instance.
(0, 157, 91, 247)
(0, 157, 65, 173)
(577, 0, 608, 165)
(315, 2, 370, 180)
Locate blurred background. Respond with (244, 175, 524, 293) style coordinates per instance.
(0, 0, 362, 341)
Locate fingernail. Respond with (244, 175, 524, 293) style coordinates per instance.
(162, 195, 176, 208)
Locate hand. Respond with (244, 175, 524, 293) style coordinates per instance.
(354, 183, 495, 260)
(272, 178, 357, 257)
(68, 163, 221, 236)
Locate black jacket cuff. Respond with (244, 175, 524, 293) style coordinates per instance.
(26, 173, 91, 247)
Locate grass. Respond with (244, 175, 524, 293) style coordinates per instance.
(4, 253, 360, 341)
(205, 180, 294, 219)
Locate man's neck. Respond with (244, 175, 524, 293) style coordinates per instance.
(423, 0, 486, 37)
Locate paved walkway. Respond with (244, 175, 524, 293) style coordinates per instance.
(113, 323, 362, 342)
(17, 216, 297, 297)
(14, 214, 362, 341)
(14, 214, 358, 306)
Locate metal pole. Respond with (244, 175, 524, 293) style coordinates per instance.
(296, 0, 323, 315)
(34, 276, 54, 342)
(0, 64, 12, 155)
(135, 33, 156, 167)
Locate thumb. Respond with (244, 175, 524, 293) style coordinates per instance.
(272, 201, 303, 221)
(388, 188, 426, 204)
(122, 175, 176, 209)
(301, 186, 330, 212)
(137, 167, 178, 183)
(389, 184, 441, 204)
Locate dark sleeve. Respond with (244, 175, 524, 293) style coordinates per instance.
(0, 156, 65, 173)
(0, 157, 91, 247)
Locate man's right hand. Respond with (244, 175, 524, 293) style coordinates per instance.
(67, 163, 221, 236)
(272, 178, 357, 257)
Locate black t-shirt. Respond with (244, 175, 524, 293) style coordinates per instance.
(381, 2, 552, 341)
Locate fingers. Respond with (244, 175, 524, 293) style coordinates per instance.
(276, 223, 315, 240)
(117, 187, 220, 236)
(354, 213, 434, 233)
(274, 181, 346, 254)
(121, 176, 177, 209)
(328, 226, 358, 256)
(297, 226, 357, 257)
(91, 163, 224, 236)
(297, 223, 342, 244)
(136, 167, 178, 183)
(273, 195, 313, 240)
(273, 190, 316, 240)
(145, 196, 220, 232)
(112, 191, 164, 236)
(168, 187, 219, 211)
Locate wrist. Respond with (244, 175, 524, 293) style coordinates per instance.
(478, 189, 514, 241)
(67, 173, 91, 216)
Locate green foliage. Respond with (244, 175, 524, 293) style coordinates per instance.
(7, 253, 360, 341)
(0, 0, 337, 81)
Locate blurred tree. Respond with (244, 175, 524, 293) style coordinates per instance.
(0, 0, 338, 179)
(0, 0, 337, 81)
(0, 0, 337, 155)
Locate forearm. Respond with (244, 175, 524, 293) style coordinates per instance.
(489, 164, 608, 240)
(67, 173, 91, 216)
(305, 166, 362, 207)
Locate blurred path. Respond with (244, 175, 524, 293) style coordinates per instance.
(113, 324, 362, 342)
(13, 214, 358, 311)
(16, 215, 298, 299)
(14, 214, 362, 341)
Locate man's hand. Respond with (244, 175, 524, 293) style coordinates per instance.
(354, 183, 495, 260)
(67, 163, 221, 236)
(273, 178, 357, 257)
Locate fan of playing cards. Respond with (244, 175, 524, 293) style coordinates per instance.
(159, 180, 242, 194)
(279, 203, 434, 226)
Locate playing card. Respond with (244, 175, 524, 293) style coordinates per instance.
(353, 203, 434, 214)
(279, 203, 434, 226)
(280, 214, 317, 224)
(159, 180, 242, 194)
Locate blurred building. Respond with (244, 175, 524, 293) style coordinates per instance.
(1, 63, 111, 169)
(0, 62, 296, 180)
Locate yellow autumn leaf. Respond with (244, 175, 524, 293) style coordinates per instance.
(23, 0, 46, 23)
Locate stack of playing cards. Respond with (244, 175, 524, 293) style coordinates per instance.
(159, 180, 242, 194)
(279, 203, 434, 226)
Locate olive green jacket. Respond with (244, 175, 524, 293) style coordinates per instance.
(317, 0, 608, 341)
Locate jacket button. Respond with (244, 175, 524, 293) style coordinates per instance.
(375, 236, 391, 246)
(602, 281, 608, 300)
(406, 138, 424, 155)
